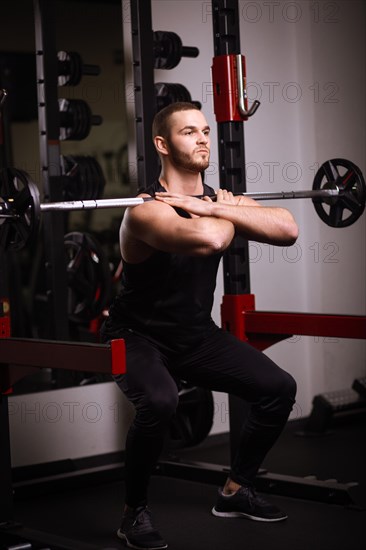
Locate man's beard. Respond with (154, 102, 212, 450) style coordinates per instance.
(167, 140, 210, 173)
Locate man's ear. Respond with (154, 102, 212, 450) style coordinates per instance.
(154, 135, 169, 156)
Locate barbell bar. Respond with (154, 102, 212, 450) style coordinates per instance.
(0, 158, 365, 253)
(38, 189, 339, 212)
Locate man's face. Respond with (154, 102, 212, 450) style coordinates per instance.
(165, 109, 211, 173)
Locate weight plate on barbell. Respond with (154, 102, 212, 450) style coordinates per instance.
(312, 158, 366, 228)
(0, 168, 40, 251)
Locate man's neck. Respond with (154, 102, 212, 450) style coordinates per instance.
(159, 167, 204, 196)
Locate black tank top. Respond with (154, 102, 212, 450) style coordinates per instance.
(106, 180, 222, 352)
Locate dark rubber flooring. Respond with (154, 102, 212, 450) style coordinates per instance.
(11, 416, 366, 550)
(11, 475, 366, 550)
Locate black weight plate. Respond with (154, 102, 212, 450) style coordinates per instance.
(58, 98, 71, 140)
(154, 31, 182, 70)
(68, 99, 80, 140)
(61, 155, 77, 200)
(77, 156, 90, 200)
(59, 98, 84, 141)
(169, 382, 214, 449)
(168, 83, 179, 101)
(81, 156, 92, 200)
(167, 32, 183, 70)
(71, 155, 83, 201)
(82, 156, 93, 200)
(64, 155, 78, 200)
(0, 168, 40, 252)
(153, 31, 167, 69)
(69, 51, 83, 86)
(79, 100, 92, 140)
(312, 158, 366, 228)
(93, 158, 106, 198)
(64, 231, 112, 323)
(89, 156, 100, 200)
(87, 157, 101, 200)
(70, 100, 82, 141)
(87, 156, 98, 200)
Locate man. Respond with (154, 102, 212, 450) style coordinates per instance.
(101, 102, 298, 550)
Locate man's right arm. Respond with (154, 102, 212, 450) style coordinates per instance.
(120, 196, 235, 262)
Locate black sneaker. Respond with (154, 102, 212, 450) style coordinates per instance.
(212, 486, 288, 522)
(117, 506, 168, 549)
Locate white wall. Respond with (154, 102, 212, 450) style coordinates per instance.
(9, 382, 135, 467)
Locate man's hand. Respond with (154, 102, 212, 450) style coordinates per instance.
(215, 189, 261, 207)
(155, 189, 298, 246)
(155, 192, 214, 218)
(154, 189, 257, 217)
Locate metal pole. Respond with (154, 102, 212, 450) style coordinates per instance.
(40, 197, 147, 212)
(38, 189, 339, 212)
(0, 188, 341, 218)
(34, 0, 69, 341)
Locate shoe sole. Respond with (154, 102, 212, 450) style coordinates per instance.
(212, 507, 288, 522)
(117, 528, 168, 550)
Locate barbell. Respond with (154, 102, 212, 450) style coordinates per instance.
(0, 158, 365, 253)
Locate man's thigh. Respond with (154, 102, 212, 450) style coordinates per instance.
(173, 327, 290, 401)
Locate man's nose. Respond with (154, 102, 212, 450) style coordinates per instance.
(197, 132, 208, 143)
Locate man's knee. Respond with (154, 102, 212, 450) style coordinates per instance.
(281, 371, 297, 401)
(138, 390, 179, 431)
(257, 370, 297, 416)
(149, 391, 179, 418)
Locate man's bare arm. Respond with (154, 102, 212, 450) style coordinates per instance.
(120, 196, 235, 262)
(155, 190, 299, 246)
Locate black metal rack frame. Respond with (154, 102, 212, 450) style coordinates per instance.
(34, 0, 69, 340)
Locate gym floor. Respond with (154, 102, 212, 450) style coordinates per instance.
(11, 416, 366, 550)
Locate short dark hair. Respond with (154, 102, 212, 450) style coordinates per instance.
(152, 102, 200, 140)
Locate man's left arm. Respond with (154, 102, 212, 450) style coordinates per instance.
(211, 190, 299, 246)
(155, 189, 299, 247)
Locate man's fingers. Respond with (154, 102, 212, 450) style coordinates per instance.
(216, 189, 236, 204)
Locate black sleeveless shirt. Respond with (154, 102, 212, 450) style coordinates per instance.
(105, 180, 223, 352)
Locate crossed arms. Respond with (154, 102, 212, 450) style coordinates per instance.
(120, 189, 299, 263)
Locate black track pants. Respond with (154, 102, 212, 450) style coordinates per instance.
(101, 325, 297, 508)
